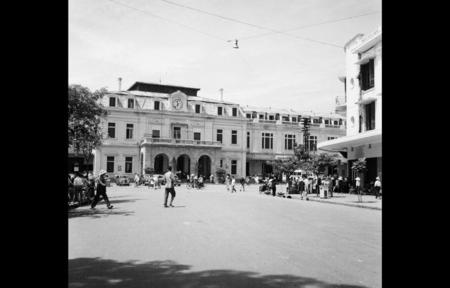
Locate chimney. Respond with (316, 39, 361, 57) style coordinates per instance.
(118, 77, 122, 91)
(219, 88, 223, 101)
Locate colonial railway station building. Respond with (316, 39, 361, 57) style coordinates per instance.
(92, 81, 346, 179)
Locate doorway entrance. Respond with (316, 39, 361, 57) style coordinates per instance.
(177, 154, 190, 179)
(198, 155, 211, 178)
(154, 154, 169, 174)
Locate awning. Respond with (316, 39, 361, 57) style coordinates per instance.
(317, 129, 381, 151)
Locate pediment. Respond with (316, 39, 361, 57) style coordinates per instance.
(169, 90, 188, 112)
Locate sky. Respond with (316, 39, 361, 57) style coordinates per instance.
(69, 0, 381, 114)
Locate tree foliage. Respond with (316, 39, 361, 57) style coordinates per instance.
(268, 143, 341, 176)
(351, 158, 367, 173)
(68, 84, 108, 161)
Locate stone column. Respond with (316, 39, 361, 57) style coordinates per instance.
(93, 148, 102, 175)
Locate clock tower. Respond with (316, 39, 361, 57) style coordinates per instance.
(169, 91, 188, 112)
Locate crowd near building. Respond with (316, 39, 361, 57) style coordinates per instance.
(80, 81, 346, 180)
(318, 26, 382, 187)
(68, 27, 381, 187)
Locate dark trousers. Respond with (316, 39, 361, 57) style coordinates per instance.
(272, 187, 276, 196)
(374, 187, 381, 198)
(74, 186, 84, 203)
(164, 187, 176, 206)
(91, 190, 111, 208)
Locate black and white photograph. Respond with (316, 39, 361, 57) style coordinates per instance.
(69, 0, 382, 287)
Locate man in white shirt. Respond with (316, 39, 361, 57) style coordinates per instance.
(355, 176, 362, 202)
(374, 176, 381, 199)
(163, 166, 176, 208)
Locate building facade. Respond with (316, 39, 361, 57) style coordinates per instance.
(93, 82, 346, 179)
(318, 26, 382, 187)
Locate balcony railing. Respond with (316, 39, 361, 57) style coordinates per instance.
(282, 121, 299, 126)
(259, 119, 277, 124)
(141, 137, 222, 147)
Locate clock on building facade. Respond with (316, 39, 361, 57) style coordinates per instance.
(172, 98, 183, 110)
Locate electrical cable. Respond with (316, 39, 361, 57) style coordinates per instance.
(159, 0, 344, 48)
(239, 11, 381, 40)
(107, 0, 228, 41)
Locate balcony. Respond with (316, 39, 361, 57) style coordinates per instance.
(282, 121, 299, 126)
(140, 137, 222, 148)
(259, 119, 277, 124)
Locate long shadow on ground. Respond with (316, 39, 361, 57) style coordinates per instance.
(68, 208, 134, 219)
(69, 257, 368, 288)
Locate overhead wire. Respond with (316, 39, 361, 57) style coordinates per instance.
(106, 0, 228, 41)
(239, 11, 381, 40)
(159, 0, 344, 48)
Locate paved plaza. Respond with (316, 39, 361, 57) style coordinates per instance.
(69, 184, 381, 288)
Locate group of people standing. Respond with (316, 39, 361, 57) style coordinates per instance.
(68, 170, 113, 209)
(186, 174, 206, 189)
(225, 174, 247, 193)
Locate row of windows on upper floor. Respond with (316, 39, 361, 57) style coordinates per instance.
(245, 113, 344, 126)
(108, 96, 344, 124)
(106, 122, 339, 151)
(108, 96, 241, 117)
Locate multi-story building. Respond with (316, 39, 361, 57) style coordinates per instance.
(318, 26, 382, 187)
(92, 81, 346, 179)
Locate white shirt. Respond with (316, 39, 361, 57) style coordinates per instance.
(231, 179, 236, 185)
(164, 171, 174, 188)
(374, 180, 381, 187)
(355, 177, 361, 187)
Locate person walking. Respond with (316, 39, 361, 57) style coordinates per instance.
(163, 166, 176, 208)
(355, 176, 362, 202)
(302, 176, 309, 200)
(231, 176, 237, 193)
(374, 177, 382, 199)
(68, 174, 74, 205)
(91, 170, 113, 209)
(240, 177, 245, 192)
(198, 175, 204, 189)
(225, 174, 231, 191)
(342, 177, 349, 193)
(299, 176, 305, 199)
(73, 172, 86, 204)
(271, 177, 277, 196)
(134, 173, 140, 187)
(328, 176, 334, 198)
(86, 172, 96, 203)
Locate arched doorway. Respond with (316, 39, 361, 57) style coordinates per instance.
(177, 154, 190, 180)
(198, 155, 211, 178)
(154, 154, 169, 174)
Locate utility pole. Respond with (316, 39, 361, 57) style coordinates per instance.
(301, 117, 311, 155)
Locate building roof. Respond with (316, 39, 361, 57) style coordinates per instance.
(241, 105, 295, 115)
(127, 81, 201, 96)
(187, 95, 237, 105)
(343, 33, 364, 50)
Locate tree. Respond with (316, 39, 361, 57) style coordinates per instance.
(68, 84, 108, 162)
(313, 152, 340, 175)
(351, 158, 367, 174)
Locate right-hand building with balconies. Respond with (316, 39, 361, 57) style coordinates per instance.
(318, 26, 382, 188)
